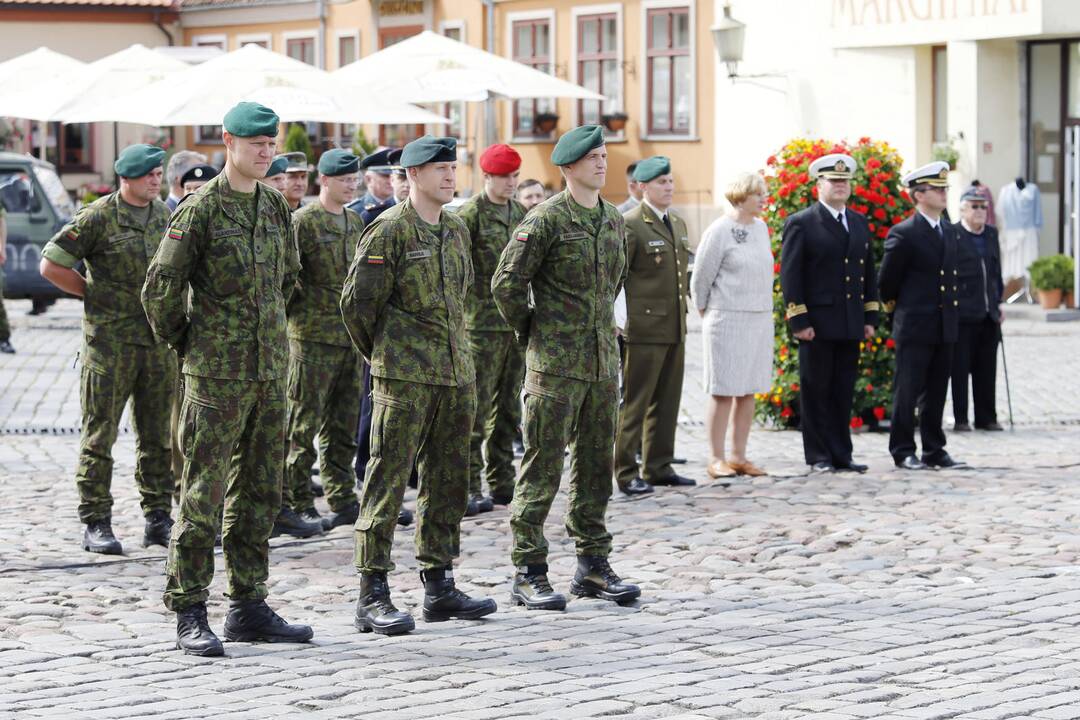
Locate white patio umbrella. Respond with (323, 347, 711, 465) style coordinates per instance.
(0, 47, 85, 121)
(332, 31, 605, 103)
(54, 44, 190, 122)
(66, 44, 445, 126)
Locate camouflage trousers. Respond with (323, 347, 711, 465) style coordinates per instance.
(355, 377, 475, 574)
(466, 330, 524, 498)
(163, 375, 285, 611)
(0, 268, 10, 342)
(285, 340, 363, 512)
(76, 335, 177, 523)
(510, 370, 616, 567)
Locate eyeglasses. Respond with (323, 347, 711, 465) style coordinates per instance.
(967, 203, 988, 210)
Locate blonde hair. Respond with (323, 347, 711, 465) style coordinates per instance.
(724, 172, 767, 207)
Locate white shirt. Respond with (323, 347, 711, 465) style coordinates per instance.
(818, 200, 848, 232)
(918, 209, 944, 232)
(643, 198, 670, 222)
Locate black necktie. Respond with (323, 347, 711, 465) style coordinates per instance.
(935, 223, 944, 240)
(836, 211, 848, 235)
(662, 214, 673, 235)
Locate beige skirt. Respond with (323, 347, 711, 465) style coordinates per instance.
(701, 309, 773, 396)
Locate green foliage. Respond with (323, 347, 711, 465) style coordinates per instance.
(283, 123, 314, 166)
(757, 137, 914, 430)
(352, 127, 377, 158)
(1029, 254, 1075, 292)
(930, 141, 959, 169)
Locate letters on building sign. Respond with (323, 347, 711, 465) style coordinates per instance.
(831, 0, 1030, 27)
(379, 0, 424, 17)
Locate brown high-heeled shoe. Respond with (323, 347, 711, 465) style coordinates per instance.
(728, 460, 767, 477)
(707, 460, 737, 478)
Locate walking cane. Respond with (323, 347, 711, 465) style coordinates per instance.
(999, 325, 1014, 430)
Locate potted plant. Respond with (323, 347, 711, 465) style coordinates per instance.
(931, 141, 960, 171)
(533, 112, 559, 135)
(1028, 254, 1073, 309)
(601, 112, 628, 133)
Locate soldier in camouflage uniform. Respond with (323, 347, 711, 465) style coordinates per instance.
(39, 144, 176, 555)
(492, 125, 641, 611)
(142, 102, 313, 657)
(454, 144, 527, 515)
(341, 135, 496, 636)
(283, 149, 365, 534)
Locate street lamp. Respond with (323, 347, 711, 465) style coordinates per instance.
(711, 3, 746, 80)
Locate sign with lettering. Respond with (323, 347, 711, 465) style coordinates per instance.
(379, 0, 424, 17)
(829, 0, 1043, 47)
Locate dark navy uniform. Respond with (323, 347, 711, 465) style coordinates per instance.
(879, 209, 959, 465)
(950, 218, 1003, 429)
(781, 201, 878, 468)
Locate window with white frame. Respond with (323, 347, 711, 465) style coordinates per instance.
(286, 35, 316, 65)
(338, 32, 359, 68)
(645, 6, 691, 136)
(238, 35, 270, 49)
(576, 12, 620, 130)
(193, 35, 227, 143)
(438, 23, 467, 141)
(512, 17, 555, 139)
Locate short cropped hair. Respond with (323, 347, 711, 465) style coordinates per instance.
(167, 150, 208, 188)
(517, 178, 543, 192)
(724, 172, 767, 207)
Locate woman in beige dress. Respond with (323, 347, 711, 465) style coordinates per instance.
(690, 173, 774, 478)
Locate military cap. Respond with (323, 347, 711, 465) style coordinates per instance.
(550, 124, 605, 166)
(387, 148, 405, 175)
(113, 143, 165, 179)
(265, 155, 289, 177)
(632, 155, 672, 183)
(903, 161, 950, 189)
(400, 136, 457, 168)
(283, 151, 311, 173)
(317, 148, 360, 176)
(479, 144, 522, 175)
(222, 101, 279, 138)
(180, 164, 218, 186)
(360, 148, 398, 175)
(809, 153, 857, 180)
(960, 186, 987, 203)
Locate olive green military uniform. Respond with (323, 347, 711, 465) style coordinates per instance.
(141, 173, 299, 611)
(41, 192, 177, 525)
(455, 192, 527, 500)
(340, 198, 476, 573)
(285, 202, 364, 513)
(491, 190, 627, 567)
(614, 202, 690, 488)
(0, 206, 11, 345)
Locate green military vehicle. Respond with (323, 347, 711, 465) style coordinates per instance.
(1, 152, 76, 302)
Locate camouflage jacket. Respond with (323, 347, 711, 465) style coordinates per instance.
(42, 192, 170, 346)
(491, 190, 627, 382)
(340, 198, 475, 387)
(288, 202, 363, 347)
(454, 192, 526, 332)
(141, 173, 300, 381)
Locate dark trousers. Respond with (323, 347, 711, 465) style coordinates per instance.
(354, 360, 418, 488)
(950, 317, 1000, 427)
(797, 339, 859, 466)
(890, 340, 954, 463)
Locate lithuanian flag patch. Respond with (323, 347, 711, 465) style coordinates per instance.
(366, 255, 385, 265)
(65, 229, 78, 242)
(515, 230, 529, 243)
(168, 228, 185, 242)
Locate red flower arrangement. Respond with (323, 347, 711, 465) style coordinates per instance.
(756, 137, 913, 428)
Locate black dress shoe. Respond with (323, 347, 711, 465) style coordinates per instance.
(671, 457, 687, 465)
(143, 509, 174, 548)
(470, 493, 494, 514)
(325, 501, 359, 530)
(310, 480, 324, 497)
(924, 452, 966, 469)
(176, 603, 223, 656)
(464, 496, 479, 517)
(620, 478, 654, 496)
(355, 573, 414, 635)
(0, 340, 14, 354)
(976, 422, 1004, 432)
(651, 474, 696, 487)
(570, 556, 640, 605)
(271, 508, 324, 538)
(835, 462, 868, 473)
(953, 422, 972, 432)
(223, 599, 314, 643)
(421, 567, 497, 622)
(397, 508, 413, 527)
(896, 455, 928, 470)
(810, 462, 835, 474)
(510, 564, 567, 611)
(83, 519, 123, 555)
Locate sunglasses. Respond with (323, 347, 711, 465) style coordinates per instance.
(967, 203, 988, 210)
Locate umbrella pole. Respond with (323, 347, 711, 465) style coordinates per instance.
(38, 120, 47, 161)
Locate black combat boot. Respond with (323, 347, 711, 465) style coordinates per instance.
(143, 509, 173, 548)
(471, 493, 494, 514)
(510, 564, 567, 611)
(271, 507, 325, 538)
(421, 567, 497, 622)
(82, 518, 123, 555)
(176, 603, 224, 657)
(223, 599, 314, 643)
(491, 490, 514, 506)
(354, 573, 414, 635)
(570, 556, 641, 605)
(299, 506, 330, 532)
(310, 479, 324, 497)
(397, 508, 413, 527)
(325, 500, 360, 530)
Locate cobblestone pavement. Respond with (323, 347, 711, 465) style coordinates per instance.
(2, 299, 1080, 719)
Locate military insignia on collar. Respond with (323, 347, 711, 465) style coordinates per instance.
(167, 228, 184, 242)
(516, 230, 530, 243)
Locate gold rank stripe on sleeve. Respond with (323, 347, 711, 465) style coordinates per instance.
(864, 301, 880, 312)
(785, 302, 808, 319)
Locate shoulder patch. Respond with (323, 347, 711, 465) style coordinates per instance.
(365, 255, 385, 265)
(167, 228, 185, 242)
(515, 230, 530, 243)
(65, 228, 79, 242)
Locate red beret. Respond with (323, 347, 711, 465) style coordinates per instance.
(479, 144, 521, 175)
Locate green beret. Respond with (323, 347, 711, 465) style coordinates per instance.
(400, 135, 456, 168)
(114, 144, 165, 179)
(222, 101, 279, 138)
(317, 149, 359, 176)
(632, 156, 671, 183)
(265, 156, 289, 178)
(550, 125, 605, 166)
